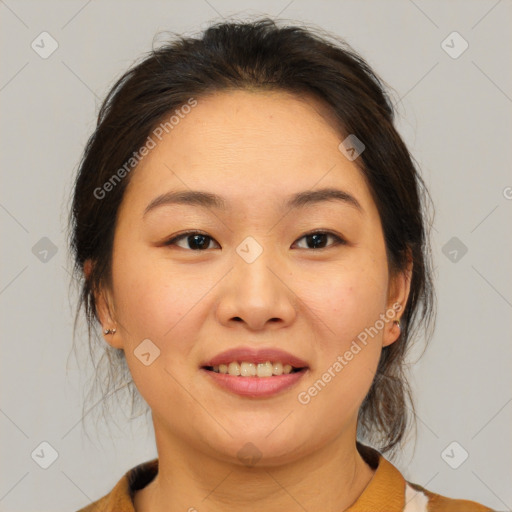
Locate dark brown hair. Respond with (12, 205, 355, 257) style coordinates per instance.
(69, 17, 435, 456)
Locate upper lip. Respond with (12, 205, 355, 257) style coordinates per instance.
(201, 347, 309, 369)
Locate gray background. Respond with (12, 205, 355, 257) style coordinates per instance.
(1, 1, 511, 511)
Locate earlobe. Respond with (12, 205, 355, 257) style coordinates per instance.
(383, 256, 413, 348)
(382, 318, 402, 348)
(96, 291, 124, 349)
(90, 274, 124, 350)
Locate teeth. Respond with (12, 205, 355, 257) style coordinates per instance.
(257, 361, 273, 377)
(228, 362, 241, 376)
(209, 361, 299, 377)
(273, 362, 283, 375)
(240, 362, 256, 376)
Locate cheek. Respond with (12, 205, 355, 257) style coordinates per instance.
(110, 248, 209, 411)
(111, 245, 208, 339)
(295, 263, 387, 422)
(295, 258, 388, 411)
(300, 257, 389, 348)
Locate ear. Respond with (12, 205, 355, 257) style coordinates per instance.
(382, 251, 413, 348)
(84, 258, 124, 350)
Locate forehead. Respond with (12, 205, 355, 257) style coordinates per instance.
(122, 89, 376, 217)
(154, 89, 345, 164)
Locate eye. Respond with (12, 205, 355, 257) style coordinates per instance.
(294, 230, 346, 250)
(164, 230, 220, 251)
(163, 229, 346, 251)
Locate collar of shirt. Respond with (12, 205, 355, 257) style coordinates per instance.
(75, 441, 494, 512)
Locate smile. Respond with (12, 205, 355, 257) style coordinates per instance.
(201, 365, 308, 398)
(204, 361, 303, 377)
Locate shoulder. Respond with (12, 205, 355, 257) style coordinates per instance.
(404, 481, 495, 512)
(74, 458, 159, 512)
(74, 476, 130, 512)
(353, 442, 494, 512)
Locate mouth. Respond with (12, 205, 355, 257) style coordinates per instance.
(202, 361, 306, 377)
(200, 347, 309, 397)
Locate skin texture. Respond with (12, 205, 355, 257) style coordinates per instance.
(91, 89, 412, 512)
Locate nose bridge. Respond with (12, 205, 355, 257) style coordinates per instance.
(235, 234, 267, 266)
(234, 234, 280, 294)
(215, 234, 297, 329)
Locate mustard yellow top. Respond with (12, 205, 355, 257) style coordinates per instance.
(75, 442, 494, 512)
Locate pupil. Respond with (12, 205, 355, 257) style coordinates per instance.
(308, 233, 326, 249)
(190, 234, 208, 250)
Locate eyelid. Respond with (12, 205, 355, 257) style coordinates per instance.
(164, 230, 220, 250)
(163, 229, 347, 250)
(293, 229, 347, 249)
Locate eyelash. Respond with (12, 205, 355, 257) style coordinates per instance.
(163, 230, 347, 251)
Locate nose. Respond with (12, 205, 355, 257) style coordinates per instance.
(215, 245, 297, 331)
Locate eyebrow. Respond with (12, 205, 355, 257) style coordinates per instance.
(143, 187, 363, 217)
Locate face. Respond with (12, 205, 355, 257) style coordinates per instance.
(94, 89, 410, 465)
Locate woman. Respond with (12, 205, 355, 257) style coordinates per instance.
(70, 18, 493, 512)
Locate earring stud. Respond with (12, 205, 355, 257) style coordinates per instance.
(104, 328, 116, 335)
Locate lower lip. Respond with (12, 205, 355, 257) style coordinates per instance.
(201, 368, 308, 398)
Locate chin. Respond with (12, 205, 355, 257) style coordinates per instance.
(206, 428, 312, 467)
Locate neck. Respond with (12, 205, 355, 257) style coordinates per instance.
(134, 423, 376, 512)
